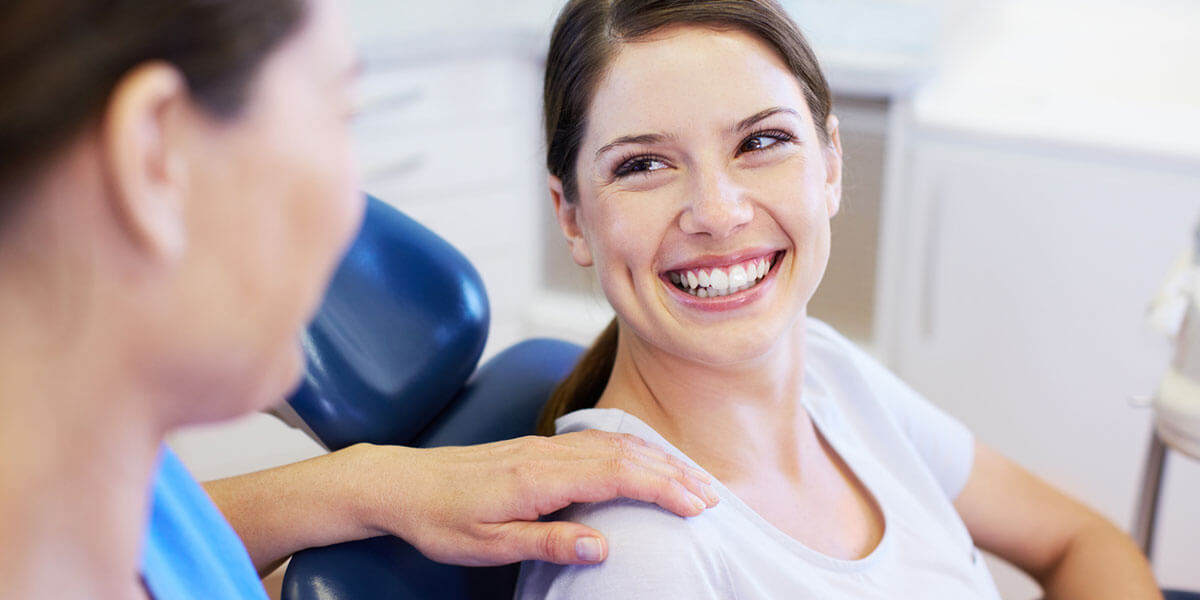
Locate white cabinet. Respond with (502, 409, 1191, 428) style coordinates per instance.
(877, 1, 1200, 594)
(352, 40, 547, 359)
(884, 133, 1200, 595)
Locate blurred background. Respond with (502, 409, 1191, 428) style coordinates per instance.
(169, 0, 1200, 597)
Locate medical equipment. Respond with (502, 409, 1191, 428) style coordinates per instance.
(1133, 224, 1200, 558)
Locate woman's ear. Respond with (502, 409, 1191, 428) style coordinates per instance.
(549, 174, 593, 267)
(822, 114, 844, 219)
(100, 61, 190, 263)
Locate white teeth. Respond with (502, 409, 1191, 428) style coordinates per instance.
(709, 269, 729, 290)
(729, 265, 748, 288)
(668, 252, 779, 297)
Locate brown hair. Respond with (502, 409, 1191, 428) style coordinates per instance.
(0, 0, 306, 212)
(537, 0, 833, 435)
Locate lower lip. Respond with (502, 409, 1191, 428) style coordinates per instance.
(661, 252, 782, 313)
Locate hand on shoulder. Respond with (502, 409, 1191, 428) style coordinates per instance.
(348, 430, 719, 566)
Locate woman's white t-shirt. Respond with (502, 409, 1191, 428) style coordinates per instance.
(516, 318, 1002, 599)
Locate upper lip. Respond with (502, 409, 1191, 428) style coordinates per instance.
(660, 248, 782, 274)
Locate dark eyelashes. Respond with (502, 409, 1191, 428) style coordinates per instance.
(609, 128, 797, 179)
(612, 153, 665, 178)
(737, 129, 794, 154)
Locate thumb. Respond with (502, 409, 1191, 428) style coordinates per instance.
(497, 521, 609, 565)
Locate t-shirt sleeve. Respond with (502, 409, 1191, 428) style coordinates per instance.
(811, 320, 976, 500)
(514, 499, 731, 600)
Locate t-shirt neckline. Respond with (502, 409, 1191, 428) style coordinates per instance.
(557, 391, 894, 574)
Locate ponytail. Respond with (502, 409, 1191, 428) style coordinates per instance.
(536, 318, 618, 435)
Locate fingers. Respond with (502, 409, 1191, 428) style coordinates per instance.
(564, 431, 714, 490)
(544, 431, 721, 518)
(490, 521, 609, 565)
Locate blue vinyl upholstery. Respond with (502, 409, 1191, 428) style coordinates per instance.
(282, 339, 583, 600)
(286, 196, 490, 451)
(280, 196, 584, 600)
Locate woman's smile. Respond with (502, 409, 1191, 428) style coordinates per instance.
(664, 248, 783, 295)
(661, 249, 787, 311)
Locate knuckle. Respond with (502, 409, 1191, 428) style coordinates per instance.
(606, 455, 636, 479)
(617, 442, 640, 465)
(614, 433, 640, 450)
(540, 527, 568, 560)
(667, 456, 691, 477)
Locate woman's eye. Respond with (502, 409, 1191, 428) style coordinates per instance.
(738, 130, 792, 154)
(615, 156, 668, 178)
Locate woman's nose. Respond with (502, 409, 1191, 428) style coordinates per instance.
(679, 170, 753, 239)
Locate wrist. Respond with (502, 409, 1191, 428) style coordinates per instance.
(338, 442, 419, 541)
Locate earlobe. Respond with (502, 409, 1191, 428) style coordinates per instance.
(549, 175, 593, 267)
(823, 114, 844, 219)
(101, 61, 190, 263)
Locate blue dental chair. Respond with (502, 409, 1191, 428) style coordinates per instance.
(278, 195, 582, 600)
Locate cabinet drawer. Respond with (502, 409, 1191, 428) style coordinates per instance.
(356, 56, 538, 130)
(355, 117, 542, 199)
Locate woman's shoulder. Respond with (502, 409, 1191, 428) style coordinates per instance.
(516, 498, 731, 599)
(561, 496, 716, 545)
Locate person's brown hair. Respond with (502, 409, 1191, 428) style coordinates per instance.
(0, 0, 306, 212)
(537, 0, 833, 436)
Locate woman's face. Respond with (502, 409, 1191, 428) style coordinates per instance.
(173, 0, 363, 421)
(556, 25, 842, 366)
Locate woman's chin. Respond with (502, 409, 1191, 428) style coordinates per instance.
(261, 340, 308, 410)
(199, 340, 307, 426)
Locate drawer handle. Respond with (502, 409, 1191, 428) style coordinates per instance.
(360, 86, 424, 115)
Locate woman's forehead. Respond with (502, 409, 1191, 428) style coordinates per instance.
(586, 26, 811, 141)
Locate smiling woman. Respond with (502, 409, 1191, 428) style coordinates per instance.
(538, 0, 838, 430)
(520, 1, 1162, 599)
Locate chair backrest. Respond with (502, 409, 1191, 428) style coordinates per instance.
(280, 196, 584, 600)
(286, 195, 490, 451)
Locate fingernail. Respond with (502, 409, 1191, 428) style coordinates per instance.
(689, 493, 707, 513)
(576, 537, 603, 562)
(703, 484, 720, 506)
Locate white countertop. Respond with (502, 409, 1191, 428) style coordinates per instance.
(912, 0, 1200, 164)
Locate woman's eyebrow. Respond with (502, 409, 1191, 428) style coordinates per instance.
(594, 132, 679, 160)
(732, 106, 801, 133)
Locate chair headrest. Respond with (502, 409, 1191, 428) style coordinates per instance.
(287, 195, 489, 450)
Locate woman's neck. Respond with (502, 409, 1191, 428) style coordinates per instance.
(596, 316, 814, 485)
(0, 296, 165, 599)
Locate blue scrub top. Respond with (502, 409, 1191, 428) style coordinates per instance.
(141, 446, 268, 600)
